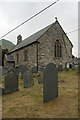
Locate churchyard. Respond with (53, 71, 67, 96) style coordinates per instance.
(2, 65, 78, 118)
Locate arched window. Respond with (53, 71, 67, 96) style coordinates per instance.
(24, 49, 27, 61)
(54, 39, 62, 57)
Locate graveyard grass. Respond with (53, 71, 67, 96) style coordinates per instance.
(2, 68, 78, 118)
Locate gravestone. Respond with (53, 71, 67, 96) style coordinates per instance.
(58, 65, 63, 71)
(7, 67, 16, 73)
(4, 69, 18, 94)
(72, 64, 75, 70)
(40, 67, 44, 72)
(38, 76, 43, 84)
(32, 66, 37, 73)
(43, 63, 58, 103)
(20, 65, 28, 79)
(23, 70, 34, 88)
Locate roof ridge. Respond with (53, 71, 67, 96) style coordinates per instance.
(8, 21, 56, 54)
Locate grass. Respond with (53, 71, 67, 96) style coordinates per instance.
(2, 68, 78, 118)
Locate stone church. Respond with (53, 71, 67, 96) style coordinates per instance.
(7, 18, 73, 70)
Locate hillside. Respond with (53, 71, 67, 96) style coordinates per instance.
(0, 39, 15, 50)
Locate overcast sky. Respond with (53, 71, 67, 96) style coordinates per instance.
(0, 0, 79, 57)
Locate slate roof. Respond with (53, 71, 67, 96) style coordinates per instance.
(8, 20, 73, 54)
(8, 22, 53, 54)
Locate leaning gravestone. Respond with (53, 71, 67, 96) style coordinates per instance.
(23, 70, 34, 88)
(4, 68, 18, 94)
(38, 76, 43, 84)
(43, 63, 58, 103)
(32, 66, 37, 73)
(58, 65, 63, 71)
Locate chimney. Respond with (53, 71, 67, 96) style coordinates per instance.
(17, 35, 22, 45)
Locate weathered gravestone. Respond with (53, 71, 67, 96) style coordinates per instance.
(40, 67, 44, 72)
(20, 65, 28, 79)
(4, 68, 18, 94)
(43, 63, 58, 103)
(58, 65, 63, 71)
(23, 70, 34, 88)
(32, 66, 37, 73)
(72, 64, 75, 70)
(38, 76, 43, 84)
(7, 67, 16, 73)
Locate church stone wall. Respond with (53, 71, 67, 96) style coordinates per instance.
(11, 43, 37, 69)
(8, 21, 73, 69)
(37, 22, 73, 69)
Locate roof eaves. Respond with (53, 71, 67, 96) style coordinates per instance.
(7, 41, 38, 55)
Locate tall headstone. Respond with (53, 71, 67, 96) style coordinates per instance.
(4, 68, 18, 94)
(43, 63, 58, 103)
(23, 70, 34, 88)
